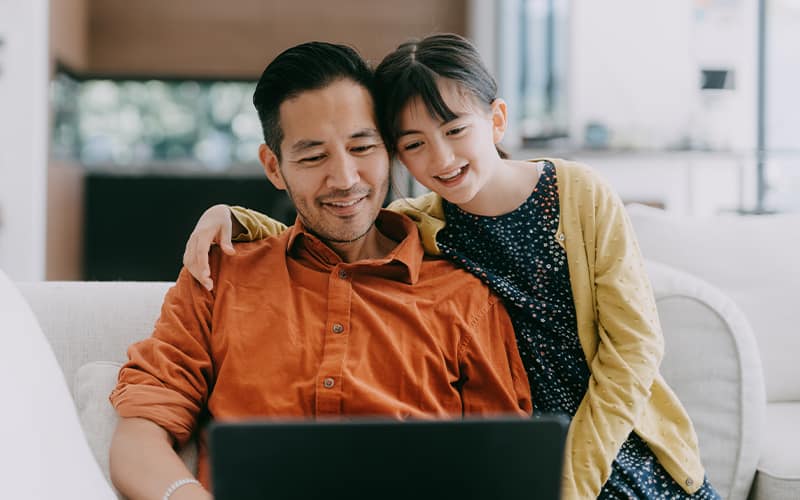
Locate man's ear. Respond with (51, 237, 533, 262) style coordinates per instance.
(489, 98, 508, 144)
(259, 144, 286, 190)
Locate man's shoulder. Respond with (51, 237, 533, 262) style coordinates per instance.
(416, 257, 500, 309)
(210, 230, 291, 278)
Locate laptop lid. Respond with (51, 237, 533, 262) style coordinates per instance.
(210, 415, 568, 500)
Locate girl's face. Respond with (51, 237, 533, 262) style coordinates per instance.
(395, 79, 507, 207)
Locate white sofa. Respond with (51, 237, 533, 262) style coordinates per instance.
(627, 206, 800, 500)
(2, 207, 796, 499)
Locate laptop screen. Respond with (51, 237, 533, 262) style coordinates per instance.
(210, 415, 568, 500)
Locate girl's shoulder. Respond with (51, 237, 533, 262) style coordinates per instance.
(387, 192, 445, 220)
(531, 157, 615, 196)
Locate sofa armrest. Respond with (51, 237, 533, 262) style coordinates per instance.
(646, 260, 765, 500)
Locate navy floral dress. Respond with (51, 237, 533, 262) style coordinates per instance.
(436, 161, 720, 499)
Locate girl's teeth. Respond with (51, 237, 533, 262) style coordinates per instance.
(439, 168, 463, 180)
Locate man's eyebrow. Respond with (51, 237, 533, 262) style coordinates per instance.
(289, 139, 324, 154)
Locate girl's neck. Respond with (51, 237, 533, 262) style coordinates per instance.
(455, 159, 542, 217)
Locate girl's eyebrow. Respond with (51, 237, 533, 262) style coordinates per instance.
(399, 114, 467, 137)
(398, 129, 421, 138)
(351, 128, 380, 139)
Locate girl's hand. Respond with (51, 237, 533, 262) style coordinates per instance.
(182, 204, 238, 290)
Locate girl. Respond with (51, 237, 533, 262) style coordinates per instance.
(183, 34, 719, 500)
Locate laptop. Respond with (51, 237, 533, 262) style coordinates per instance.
(210, 414, 569, 500)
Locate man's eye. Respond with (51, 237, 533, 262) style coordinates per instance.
(402, 141, 423, 151)
(300, 154, 326, 163)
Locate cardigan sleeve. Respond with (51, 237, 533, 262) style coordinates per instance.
(386, 192, 446, 256)
(230, 205, 288, 242)
(563, 170, 665, 498)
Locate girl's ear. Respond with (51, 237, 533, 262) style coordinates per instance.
(490, 98, 508, 144)
(259, 144, 286, 190)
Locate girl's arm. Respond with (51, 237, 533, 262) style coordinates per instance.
(182, 204, 287, 290)
(563, 170, 665, 498)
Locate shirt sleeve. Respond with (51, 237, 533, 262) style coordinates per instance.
(109, 264, 217, 447)
(458, 294, 533, 416)
(230, 206, 288, 242)
(565, 171, 665, 498)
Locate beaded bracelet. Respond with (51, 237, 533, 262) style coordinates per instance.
(163, 478, 201, 500)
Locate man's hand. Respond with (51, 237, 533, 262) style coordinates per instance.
(183, 204, 241, 290)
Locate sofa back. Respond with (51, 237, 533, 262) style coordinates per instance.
(628, 205, 800, 403)
(18, 267, 764, 499)
(18, 281, 172, 395)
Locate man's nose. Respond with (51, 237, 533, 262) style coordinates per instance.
(326, 154, 360, 191)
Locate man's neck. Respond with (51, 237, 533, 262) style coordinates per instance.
(326, 225, 398, 263)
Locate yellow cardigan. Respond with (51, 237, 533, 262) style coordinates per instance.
(231, 158, 706, 499)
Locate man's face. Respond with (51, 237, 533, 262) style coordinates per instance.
(260, 79, 389, 244)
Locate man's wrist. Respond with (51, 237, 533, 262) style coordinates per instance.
(163, 478, 208, 500)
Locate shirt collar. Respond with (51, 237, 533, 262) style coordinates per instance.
(284, 210, 424, 284)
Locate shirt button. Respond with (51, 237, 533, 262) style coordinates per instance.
(685, 478, 694, 487)
(557, 233, 566, 241)
(338, 269, 348, 279)
(332, 323, 344, 334)
(322, 377, 335, 389)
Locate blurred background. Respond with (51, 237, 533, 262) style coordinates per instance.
(0, 0, 798, 281)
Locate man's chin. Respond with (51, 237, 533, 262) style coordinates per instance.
(319, 226, 374, 244)
(303, 217, 375, 245)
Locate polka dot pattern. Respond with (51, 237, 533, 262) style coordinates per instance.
(437, 161, 720, 499)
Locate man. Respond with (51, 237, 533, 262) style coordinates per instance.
(108, 42, 531, 500)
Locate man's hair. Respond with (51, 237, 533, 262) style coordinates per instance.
(253, 41, 375, 163)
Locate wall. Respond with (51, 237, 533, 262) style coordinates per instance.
(47, 0, 89, 280)
(50, 0, 88, 72)
(0, 0, 50, 281)
(46, 162, 84, 280)
(568, 0, 695, 150)
(567, 0, 756, 152)
(86, 0, 467, 78)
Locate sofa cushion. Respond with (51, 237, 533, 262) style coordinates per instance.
(74, 361, 124, 490)
(750, 402, 800, 500)
(74, 360, 198, 494)
(0, 270, 115, 499)
(645, 260, 764, 500)
(628, 205, 800, 403)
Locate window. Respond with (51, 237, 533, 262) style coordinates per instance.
(51, 72, 262, 170)
(496, 0, 570, 147)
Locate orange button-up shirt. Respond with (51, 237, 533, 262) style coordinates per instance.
(110, 210, 532, 487)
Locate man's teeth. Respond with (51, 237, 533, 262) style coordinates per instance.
(438, 167, 464, 180)
(329, 198, 361, 207)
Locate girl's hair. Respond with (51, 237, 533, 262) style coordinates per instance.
(374, 33, 508, 159)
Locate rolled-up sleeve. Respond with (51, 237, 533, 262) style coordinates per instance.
(109, 266, 215, 447)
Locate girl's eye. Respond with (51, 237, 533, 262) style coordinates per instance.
(402, 141, 423, 151)
(351, 144, 377, 154)
(446, 126, 467, 136)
